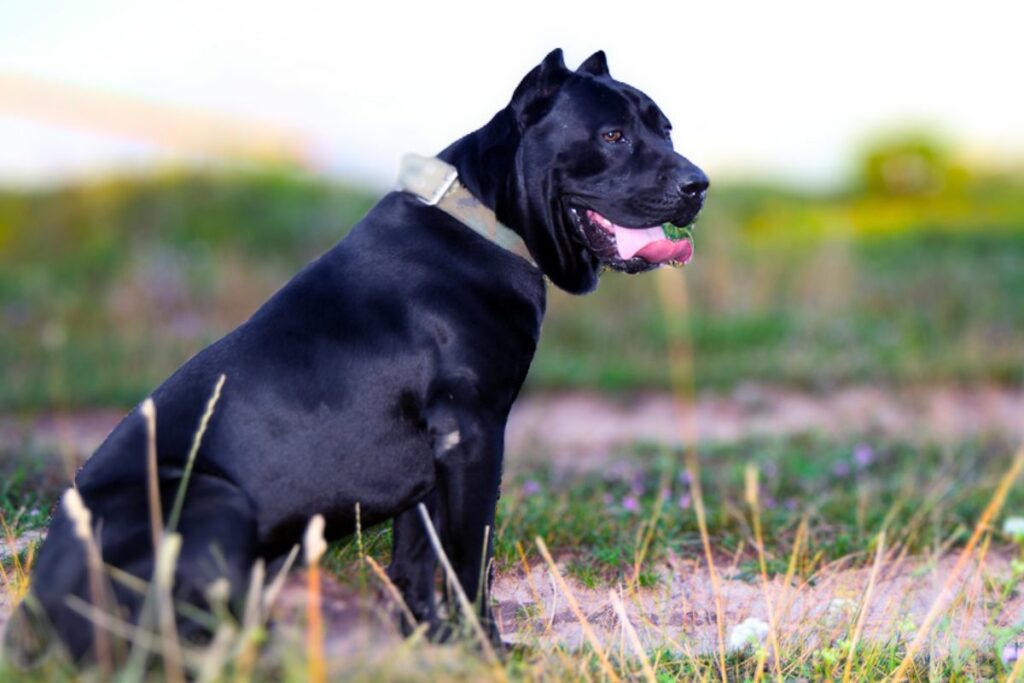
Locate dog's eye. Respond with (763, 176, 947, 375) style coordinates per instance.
(602, 130, 624, 143)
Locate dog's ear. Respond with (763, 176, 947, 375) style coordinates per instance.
(577, 50, 610, 77)
(510, 48, 570, 125)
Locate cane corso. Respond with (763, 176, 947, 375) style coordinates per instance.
(6, 48, 707, 664)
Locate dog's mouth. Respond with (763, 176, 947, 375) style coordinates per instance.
(567, 206, 695, 273)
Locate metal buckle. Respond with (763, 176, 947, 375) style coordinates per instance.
(423, 167, 458, 206)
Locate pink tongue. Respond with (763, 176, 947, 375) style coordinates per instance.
(613, 224, 693, 263)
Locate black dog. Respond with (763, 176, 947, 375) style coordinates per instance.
(6, 48, 707, 664)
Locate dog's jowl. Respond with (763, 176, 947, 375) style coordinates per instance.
(5, 48, 707, 664)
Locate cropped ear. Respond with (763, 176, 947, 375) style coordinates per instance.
(577, 50, 610, 77)
(509, 48, 570, 124)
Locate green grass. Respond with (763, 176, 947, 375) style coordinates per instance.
(4, 434, 1024, 680)
(496, 436, 1024, 584)
(2, 167, 1024, 409)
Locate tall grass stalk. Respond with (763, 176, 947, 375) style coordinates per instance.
(655, 265, 728, 682)
(609, 587, 656, 683)
(153, 532, 185, 683)
(746, 462, 782, 683)
(61, 488, 112, 675)
(535, 536, 620, 683)
(416, 503, 504, 675)
(892, 444, 1024, 681)
(167, 374, 226, 535)
(141, 398, 163, 555)
(842, 528, 886, 683)
(303, 514, 327, 683)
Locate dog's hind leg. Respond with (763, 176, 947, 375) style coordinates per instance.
(167, 472, 259, 645)
(7, 472, 258, 667)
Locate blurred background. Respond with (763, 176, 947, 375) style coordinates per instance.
(1, 0, 1022, 411)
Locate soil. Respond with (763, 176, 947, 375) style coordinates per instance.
(2, 384, 1023, 658)
(3, 384, 1023, 473)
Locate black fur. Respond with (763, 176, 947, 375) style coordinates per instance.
(6, 49, 707, 663)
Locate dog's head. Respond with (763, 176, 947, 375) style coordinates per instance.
(502, 49, 708, 294)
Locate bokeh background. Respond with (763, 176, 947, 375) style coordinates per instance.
(4, 4, 1024, 678)
(1, 0, 1023, 410)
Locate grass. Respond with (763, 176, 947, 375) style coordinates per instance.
(2, 164, 1024, 409)
(2, 141, 1023, 678)
(5, 434, 1024, 680)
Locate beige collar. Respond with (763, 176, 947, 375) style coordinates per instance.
(397, 154, 537, 268)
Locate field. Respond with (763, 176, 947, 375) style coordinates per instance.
(2, 138, 1024, 680)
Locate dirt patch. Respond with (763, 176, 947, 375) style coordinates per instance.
(491, 549, 1023, 657)
(3, 385, 1023, 658)
(2, 539, 1020, 660)
(507, 384, 1024, 468)
(243, 548, 1024, 659)
(3, 385, 1023, 476)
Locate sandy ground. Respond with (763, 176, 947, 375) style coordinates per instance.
(506, 384, 1024, 467)
(489, 550, 1023, 657)
(267, 547, 1024, 660)
(3, 384, 1023, 472)
(2, 384, 1023, 658)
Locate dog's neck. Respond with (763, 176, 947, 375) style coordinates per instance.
(437, 109, 521, 229)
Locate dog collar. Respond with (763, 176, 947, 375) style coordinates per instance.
(397, 154, 538, 269)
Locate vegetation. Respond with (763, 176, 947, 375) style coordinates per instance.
(1, 138, 1023, 409)
(4, 434, 1023, 680)
(2, 137, 1023, 679)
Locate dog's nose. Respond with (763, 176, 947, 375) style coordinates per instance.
(679, 168, 709, 199)
(661, 164, 709, 200)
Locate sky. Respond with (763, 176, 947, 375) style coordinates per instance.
(1, 0, 1022, 188)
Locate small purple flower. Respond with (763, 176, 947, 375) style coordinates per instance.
(832, 461, 851, 477)
(678, 470, 692, 486)
(521, 479, 541, 497)
(853, 443, 875, 469)
(660, 487, 672, 502)
(631, 473, 647, 496)
(784, 498, 797, 511)
(621, 495, 640, 513)
(1002, 641, 1022, 666)
(762, 495, 777, 509)
(602, 493, 615, 507)
(678, 494, 692, 510)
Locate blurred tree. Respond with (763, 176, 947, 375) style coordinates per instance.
(858, 133, 968, 196)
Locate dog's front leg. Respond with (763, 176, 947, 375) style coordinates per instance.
(388, 491, 442, 635)
(429, 403, 503, 645)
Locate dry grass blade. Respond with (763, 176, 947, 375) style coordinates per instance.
(365, 555, 419, 633)
(304, 514, 327, 683)
(234, 558, 266, 683)
(609, 587, 655, 683)
(0, 514, 35, 602)
(415, 503, 505, 676)
(263, 543, 300, 614)
(535, 536, 621, 683)
(141, 398, 163, 555)
(891, 444, 1024, 682)
(154, 532, 186, 683)
(167, 374, 226, 535)
(747, 462, 783, 683)
(62, 487, 113, 675)
(631, 470, 667, 592)
(656, 251, 728, 683)
(842, 529, 886, 683)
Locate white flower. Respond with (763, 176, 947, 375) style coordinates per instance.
(828, 598, 856, 617)
(1003, 517, 1024, 539)
(727, 617, 770, 652)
